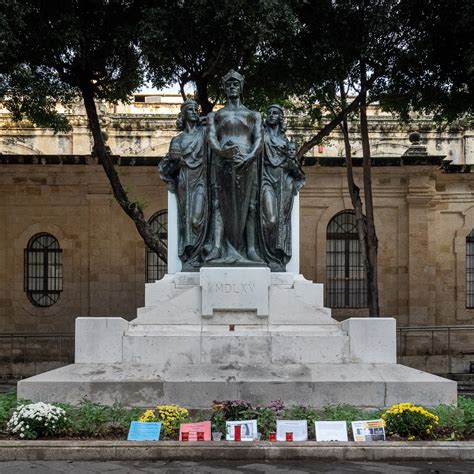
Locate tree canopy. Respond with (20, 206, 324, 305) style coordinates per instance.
(0, 0, 472, 269)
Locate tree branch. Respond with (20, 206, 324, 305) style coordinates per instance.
(80, 82, 167, 263)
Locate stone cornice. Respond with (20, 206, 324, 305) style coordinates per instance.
(0, 154, 466, 172)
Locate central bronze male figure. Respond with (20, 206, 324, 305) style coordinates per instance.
(205, 70, 263, 264)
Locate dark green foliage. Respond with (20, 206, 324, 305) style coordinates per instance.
(141, 0, 298, 114)
(380, 1, 474, 122)
(0, 390, 18, 430)
(283, 406, 319, 438)
(0, 0, 145, 131)
(321, 404, 381, 423)
(458, 396, 474, 436)
(210, 407, 226, 434)
(433, 404, 467, 439)
(63, 399, 109, 437)
(61, 399, 141, 437)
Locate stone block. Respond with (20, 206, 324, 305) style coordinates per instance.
(200, 267, 270, 317)
(200, 333, 272, 365)
(122, 333, 202, 365)
(270, 272, 294, 286)
(75, 317, 127, 363)
(269, 286, 334, 325)
(271, 333, 349, 364)
(17, 362, 456, 408)
(174, 272, 200, 286)
(342, 317, 396, 364)
(135, 285, 201, 324)
(293, 275, 325, 307)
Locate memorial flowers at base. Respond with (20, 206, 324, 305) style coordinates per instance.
(138, 404, 188, 438)
(7, 402, 67, 440)
(382, 402, 439, 439)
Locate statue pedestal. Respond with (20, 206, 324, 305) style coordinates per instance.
(18, 269, 456, 408)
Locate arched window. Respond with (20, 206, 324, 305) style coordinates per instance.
(326, 211, 367, 308)
(24, 233, 63, 307)
(145, 210, 168, 283)
(466, 230, 474, 308)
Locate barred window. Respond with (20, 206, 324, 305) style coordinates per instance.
(326, 211, 367, 308)
(145, 210, 168, 283)
(24, 233, 63, 307)
(466, 230, 474, 308)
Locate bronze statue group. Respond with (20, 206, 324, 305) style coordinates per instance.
(160, 70, 305, 272)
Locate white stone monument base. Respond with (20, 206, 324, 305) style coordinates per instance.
(18, 362, 455, 408)
(18, 269, 457, 407)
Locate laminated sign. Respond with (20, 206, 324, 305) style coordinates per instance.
(351, 419, 386, 442)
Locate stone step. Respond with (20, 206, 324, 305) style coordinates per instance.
(122, 332, 350, 365)
(448, 373, 474, 382)
(17, 362, 457, 408)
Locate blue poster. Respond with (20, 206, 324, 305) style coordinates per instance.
(127, 421, 162, 441)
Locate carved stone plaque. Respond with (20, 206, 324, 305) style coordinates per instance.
(200, 267, 270, 317)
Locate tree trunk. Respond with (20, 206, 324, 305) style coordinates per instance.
(339, 80, 370, 310)
(80, 83, 168, 263)
(359, 62, 380, 317)
(194, 78, 213, 115)
(340, 118, 369, 287)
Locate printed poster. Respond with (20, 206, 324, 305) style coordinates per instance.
(225, 419, 258, 441)
(351, 419, 386, 442)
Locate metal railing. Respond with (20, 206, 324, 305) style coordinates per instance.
(397, 325, 474, 373)
(0, 333, 74, 380)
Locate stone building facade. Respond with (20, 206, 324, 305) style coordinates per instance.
(0, 95, 474, 377)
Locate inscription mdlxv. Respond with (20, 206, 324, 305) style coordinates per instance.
(215, 282, 255, 294)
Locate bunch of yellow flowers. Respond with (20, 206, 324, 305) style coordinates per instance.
(138, 409, 157, 423)
(156, 404, 189, 438)
(382, 402, 438, 439)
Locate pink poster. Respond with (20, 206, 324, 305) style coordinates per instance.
(179, 421, 211, 441)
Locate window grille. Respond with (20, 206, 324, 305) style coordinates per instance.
(466, 230, 474, 308)
(326, 211, 367, 308)
(145, 210, 168, 283)
(24, 233, 63, 307)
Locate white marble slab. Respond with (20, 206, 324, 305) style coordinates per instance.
(200, 267, 270, 317)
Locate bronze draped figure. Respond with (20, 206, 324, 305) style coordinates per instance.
(159, 99, 208, 270)
(159, 71, 305, 272)
(260, 105, 305, 271)
(205, 70, 263, 264)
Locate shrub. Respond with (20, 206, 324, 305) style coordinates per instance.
(433, 404, 466, 439)
(458, 396, 474, 436)
(210, 403, 226, 434)
(106, 403, 142, 431)
(283, 406, 319, 438)
(66, 399, 109, 437)
(7, 402, 67, 439)
(382, 402, 438, 439)
(213, 400, 253, 420)
(0, 391, 19, 430)
(268, 399, 285, 416)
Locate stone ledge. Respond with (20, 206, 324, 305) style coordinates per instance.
(17, 362, 457, 408)
(0, 441, 472, 462)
